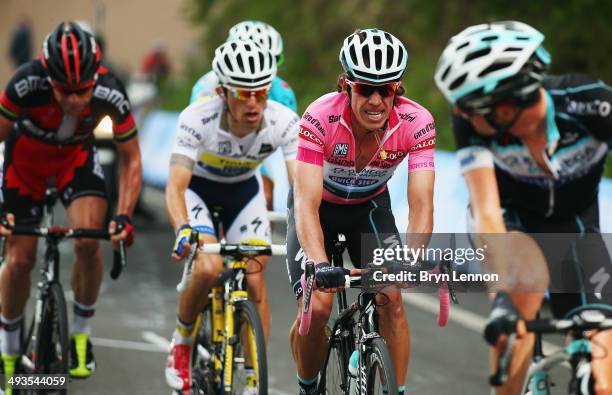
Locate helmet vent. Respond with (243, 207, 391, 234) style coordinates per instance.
(481, 35, 498, 42)
(440, 64, 451, 81)
(224, 54, 232, 70)
(464, 47, 491, 63)
(349, 45, 358, 66)
(478, 62, 513, 77)
(374, 49, 382, 70)
(361, 46, 370, 68)
(504, 47, 522, 52)
(456, 42, 469, 51)
(373, 35, 381, 45)
(386, 46, 394, 68)
(449, 73, 468, 90)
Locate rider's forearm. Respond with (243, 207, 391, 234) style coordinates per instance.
(165, 185, 189, 232)
(116, 148, 142, 217)
(295, 199, 328, 263)
(474, 210, 507, 234)
(0, 117, 14, 143)
(406, 203, 433, 250)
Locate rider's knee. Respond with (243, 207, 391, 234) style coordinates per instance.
(74, 238, 100, 259)
(377, 290, 405, 317)
(594, 382, 612, 395)
(247, 278, 265, 304)
(511, 292, 544, 320)
(6, 253, 36, 274)
(192, 255, 222, 283)
(308, 294, 333, 329)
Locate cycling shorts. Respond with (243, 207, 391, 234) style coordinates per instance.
(185, 174, 270, 244)
(286, 188, 401, 298)
(1, 135, 106, 224)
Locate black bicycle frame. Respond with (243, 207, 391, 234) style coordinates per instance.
(319, 234, 380, 394)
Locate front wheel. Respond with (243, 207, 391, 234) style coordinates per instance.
(29, 282, 69, 395)
(365, 338, 398, 395)
(230, 300, 267, 395)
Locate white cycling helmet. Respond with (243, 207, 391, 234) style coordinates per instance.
(212, 39, 277, 89)
(435, 21, 550, 112)
(228, 21, 283, 61)
(339, 28, 408, 84)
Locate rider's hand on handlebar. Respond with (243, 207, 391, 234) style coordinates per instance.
(109, 214, 134, 249)
(171, 224, 201, 261)
(314, 262, 351, 293)
(0, 213, 15, 236)
(484, 292, 524, 350)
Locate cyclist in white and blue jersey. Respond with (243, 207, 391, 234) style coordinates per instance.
(435, 21, 612, 394)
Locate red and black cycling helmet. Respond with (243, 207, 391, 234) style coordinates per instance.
(41, 21, 101, 88)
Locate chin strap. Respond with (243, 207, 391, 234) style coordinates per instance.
(485, 108, 524, 139)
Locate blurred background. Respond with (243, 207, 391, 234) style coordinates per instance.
(1, 1, 611, 393)
(2, 0, 611, 155)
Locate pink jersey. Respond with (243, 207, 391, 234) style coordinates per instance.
(297, 92, 435, 204)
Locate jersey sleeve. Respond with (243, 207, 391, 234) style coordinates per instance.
(407, 110, 436, 172)
(0, 63, 35, 121)
(95, 71, 138, 142)
(296, 105, 326, 166)
(560, 74, 612, 145)
(277, 111, 299, 160)
(171, 107, 202, 162)
(452, 112, 495, 173)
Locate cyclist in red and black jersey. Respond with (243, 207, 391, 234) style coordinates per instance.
(0, 21, 142, 384)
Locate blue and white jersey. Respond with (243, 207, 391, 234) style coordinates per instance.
(189, 71, 297, 112)
(454, 73, 612, 219)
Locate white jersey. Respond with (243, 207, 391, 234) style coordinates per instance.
(172, 96, 299, 183)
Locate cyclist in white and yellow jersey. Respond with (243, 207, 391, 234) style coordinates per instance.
(190, 20, 297, 211)
(164, 39, 298, 393)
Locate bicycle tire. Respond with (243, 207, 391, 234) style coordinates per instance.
(365, 338, 398, 395)
(33, 282, 69, 394)
(191, 304, 217, 395)
(231, 300, 267, 395)
(321, 325, 350, 395)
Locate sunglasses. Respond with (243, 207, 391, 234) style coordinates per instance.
(345, 80, 400, 98)
(50, 80, 96, 96)
(226, 87, 270, 101)
(459, 90, 541, 116)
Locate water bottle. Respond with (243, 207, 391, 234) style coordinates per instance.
(348, 350, 359, 394)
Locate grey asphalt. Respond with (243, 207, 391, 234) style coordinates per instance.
(23, 188, 570, 395)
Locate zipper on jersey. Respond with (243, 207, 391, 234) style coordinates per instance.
(545, 180, 555, 218)
(541, 147, 559, 218)
(347, 130, 388, 200)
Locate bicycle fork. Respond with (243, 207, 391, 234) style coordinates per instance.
(222, 264, 250, 394)
(23, 268, 55, 371)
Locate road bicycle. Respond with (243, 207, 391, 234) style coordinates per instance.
(0, 182, 126, 395)
(490, 306, 612, 395)
(299, 233, 457, 395)
(176, 209, 286, 395)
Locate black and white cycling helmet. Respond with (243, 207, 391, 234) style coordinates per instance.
(212, 39, 277, 89)
(228, 21, 283, 63)
(434, 21, 550, 113)
(339, 28, 408, 83)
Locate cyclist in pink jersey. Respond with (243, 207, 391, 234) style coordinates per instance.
(286, 28, 436, 395)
